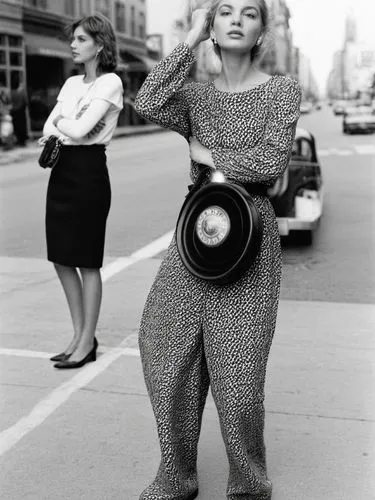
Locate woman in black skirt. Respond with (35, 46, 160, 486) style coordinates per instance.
(39, 14, 123, 369)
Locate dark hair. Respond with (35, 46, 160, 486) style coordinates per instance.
(208, 0, 270, 62)
(67, 14, 117, 74)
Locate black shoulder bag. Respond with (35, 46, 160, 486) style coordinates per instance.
(38, 135, 62, 169)
(176, 167, 264, 285)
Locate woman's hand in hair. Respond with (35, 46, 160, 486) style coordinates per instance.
(185, 8, 211, 49)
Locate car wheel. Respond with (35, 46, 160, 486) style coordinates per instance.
(295, 230, 313, 246)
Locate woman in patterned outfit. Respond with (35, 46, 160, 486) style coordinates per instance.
(134, 1, 301, 499)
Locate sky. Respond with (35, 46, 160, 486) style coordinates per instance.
(287, 0, 375, 92)
(147, 0, 375, 92)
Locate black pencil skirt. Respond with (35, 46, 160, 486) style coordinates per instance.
(45, 145, 111, 269)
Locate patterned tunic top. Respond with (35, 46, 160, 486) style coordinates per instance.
(135, 42, 302, 188)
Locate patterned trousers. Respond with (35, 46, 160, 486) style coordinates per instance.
(139, 215, 281, 500)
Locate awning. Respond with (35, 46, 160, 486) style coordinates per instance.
(25, 33, 71, 60)
(118, 49, 159, 73)
(117, 56, 158, 73)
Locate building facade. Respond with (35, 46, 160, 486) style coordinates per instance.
(0, 0, 150, 132)
(260, 0, 293, 76)
(0, 1, 24, 98)
(327, 15, 375, 101)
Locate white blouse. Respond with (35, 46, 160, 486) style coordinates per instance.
(56, 73, 123, 145)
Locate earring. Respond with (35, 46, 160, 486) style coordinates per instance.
(256, 37, 262, 46)
(211, 35, 218, 45)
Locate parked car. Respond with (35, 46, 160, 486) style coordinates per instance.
(268, 128, 323, 244)
(333, 100, 347, 115)
(342, 106, 375, 134)
(300, 101, 313, 114)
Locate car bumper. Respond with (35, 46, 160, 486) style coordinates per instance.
(345, 123, 375, 132)
(277, 190, 323, 236)
(277, 217, 320, 235)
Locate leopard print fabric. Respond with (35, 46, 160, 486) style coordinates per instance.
(135, 43, 301, 500)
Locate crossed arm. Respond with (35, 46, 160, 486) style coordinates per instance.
(42, 99, 111, 141)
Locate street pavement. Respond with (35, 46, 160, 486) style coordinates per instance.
(1, 108, 375, 499)
(0, 254, 374, 499)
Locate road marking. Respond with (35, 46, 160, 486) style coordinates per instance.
(0, 349, 52, 359)
(354, 144, 375, 155)
(318, 148, 354, 156)
(0, 340, 140, 456)
(318, 144, 375, 157)
(0, 231, 172, 457)
(101, 230, 173, 282)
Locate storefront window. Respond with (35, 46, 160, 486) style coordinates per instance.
(0, 35, 25, 94)
(10, 52, 23, 66)
(0, 69, 6, 87)
(115, 2, 125, 32)
(10, 70, 23, 89)
(9, 36, 22, 47)
(65, 0, 76, 16)
(95, 0, 110, 18)
(139, 12, 145, 39)
(80, 0, 91, 16)
(131, 6, 135, 37)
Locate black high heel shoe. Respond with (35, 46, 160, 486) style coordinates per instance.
(50, 337, 98, 362)
(50, 352, 71, 362)
(53, 338, 98, 369)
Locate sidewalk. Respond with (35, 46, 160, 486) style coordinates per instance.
(0, 124, 166, 166)
(0, 254, 374, 499)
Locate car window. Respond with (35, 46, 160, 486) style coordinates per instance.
(292, 138, 313, 162)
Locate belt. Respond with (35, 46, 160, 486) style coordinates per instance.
(187, 168, 269, 198)
(241, 182, 269, 197)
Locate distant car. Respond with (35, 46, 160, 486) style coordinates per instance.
(268, 128, 323, 244)
(333, 100, 347, 115)
(300, 101, 313, 114)
(342, 106, 375, 134)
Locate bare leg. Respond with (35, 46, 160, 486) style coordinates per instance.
(68, 267, 102, 361)
(54, 263, 84, 354)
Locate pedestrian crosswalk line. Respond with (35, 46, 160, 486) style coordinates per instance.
(0, 349, 52, 359)
(318, 149, 353, 156)
(101, 230, 173, 282)
(0, 232, 175, 457)
(354, 145, 375, 155)
(0, 338, 140, 457)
